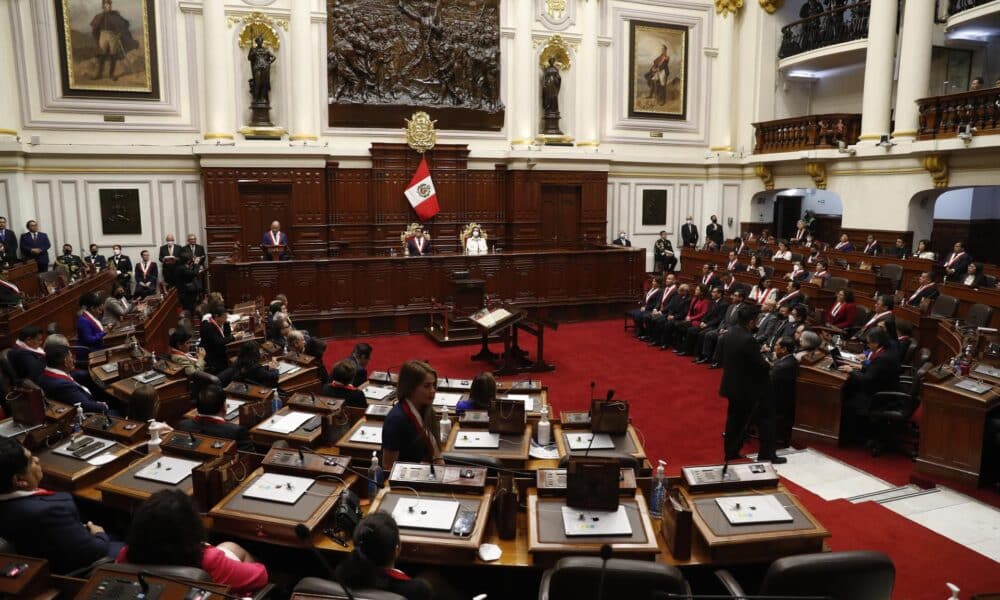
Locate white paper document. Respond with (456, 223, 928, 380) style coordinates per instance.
(715, 494, 794, 525)
(349, 425, 383, 444)
(392, 498, 460, 531)
(561, 505, 632, 537)
(566, 432, 614, 451)
(257, 411, 315, 434)
(242, 473, 315, 504)
(453, 431, 500, 449)
(363, 385, 395, 401)
(433, 392, 463, 408)
(134, 456, 201, 485)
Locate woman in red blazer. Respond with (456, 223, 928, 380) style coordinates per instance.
(825, 288, 857, 331)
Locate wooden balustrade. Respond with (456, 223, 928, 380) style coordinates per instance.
(917, 88, 1000, 140)
(778, 1, 870, 59)
(752, 113, 861, 154)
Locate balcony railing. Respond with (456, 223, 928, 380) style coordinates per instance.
(917, 88, 1000, 140)
(752, 113, 862, 154)
(779, 1, 871, 60)
(948, 0, 995, 16)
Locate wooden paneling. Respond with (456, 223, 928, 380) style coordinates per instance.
(210, 248, 645, 336)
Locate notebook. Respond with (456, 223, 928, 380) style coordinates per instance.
(716, 494, 793, 525)
(242, 473, 314, 504)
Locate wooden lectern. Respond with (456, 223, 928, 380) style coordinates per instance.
(262, 244, 289, 261)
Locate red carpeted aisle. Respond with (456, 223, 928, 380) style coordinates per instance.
(322, 319, 1000, 599)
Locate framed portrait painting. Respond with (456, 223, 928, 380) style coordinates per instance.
(628, 20, 688, 120)
(54, 0, 160, 99)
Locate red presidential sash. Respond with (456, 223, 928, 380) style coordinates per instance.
(42, 368, 91, 396)
(401, 399, 437, 459)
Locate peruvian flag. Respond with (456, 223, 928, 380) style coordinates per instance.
(404, 157, 440, 222)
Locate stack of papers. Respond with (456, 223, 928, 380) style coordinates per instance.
(276, 362, 300, 375)
(257, 411, 314, 434)
(363, 385, 394, 401)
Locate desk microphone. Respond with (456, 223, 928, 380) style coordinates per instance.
(589, 381, 595, 403)
(298, 447, 306, 464)
(294, 523, 355, 600)
(596, 544, 612, 600)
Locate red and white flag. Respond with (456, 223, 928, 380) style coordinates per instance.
(404, 157, 440, 222)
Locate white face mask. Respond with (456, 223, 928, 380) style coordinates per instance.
(473, 231, 480, 238)
(113, 249, 121, 256)
(686, 219, 692, 224)
(788, 316, 797, 323)
(619, 234, 626, 240)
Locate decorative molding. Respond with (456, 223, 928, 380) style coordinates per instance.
(538, 0, 576, 32)
(922, 154, 949, 188)
(805, 161, 826, 189)
(546, 0, 567, 19)
(715, 0, 744, 17)
(538, 35, 573, 70)
(757, 0, 783, 14)
(754, 164, 774, 190)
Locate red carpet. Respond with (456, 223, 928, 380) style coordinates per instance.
(322, 319, 1000, 599)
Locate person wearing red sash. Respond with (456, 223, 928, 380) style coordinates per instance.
(39, 344, 109, 414)
(75, 291, 107, 355)
(9, 325, 46, 382)
(838, 327, 901, 442)
(322, 360, 367, 408)
(334, 512, 432, 600)
(261, 220, 290, 260)
(133, 249, 158, 299)
(824, 289, 857, 331)
(168, 328, 206, 376)
(382, 360, 441, 473)
(0, 438, 121, 573)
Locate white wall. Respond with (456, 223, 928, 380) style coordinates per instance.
(809, 64, 865, 115)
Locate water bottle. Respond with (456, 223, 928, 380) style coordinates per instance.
(438, 409, 452, 443)
(72, 403, 84, 433)
(536, 404, 551, 446)
(150, 350, 157, 364)
(650, 459, 667, 518)
(270, 388, 281, 414)
(147, 420, 163, 455)
(368, 450, 383, 499)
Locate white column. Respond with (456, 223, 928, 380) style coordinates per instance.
(289, 0, 316, 140)
(892, 0, 934, 139)
(859, 0, 899, 143)
(203, 0, 234, 140)
(575, 0, 600, 147)
(511, 1, 535, 145)
(709, 11, 736, 151)
(0, 4, 21, 138)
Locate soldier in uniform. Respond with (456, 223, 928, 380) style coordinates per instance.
(83, 244, 107, 272)
(654, 230, 677, 273)
(109, 245, 133, 299)
(90, 0, 136, 81)
(55, 244, 85, 280)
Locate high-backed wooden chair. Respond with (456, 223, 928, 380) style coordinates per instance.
(461, 222, 489, 255)
(400, 223, 431, 256)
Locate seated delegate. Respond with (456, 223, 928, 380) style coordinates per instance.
(176, 384, 253, 451)
(322, 360, 367, 409)
(381, 360, 442, 473)
(334, 512, 432, 600)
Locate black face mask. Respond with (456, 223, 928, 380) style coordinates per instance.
(91, 250, 98, 256)
(63, 249, 72, 255)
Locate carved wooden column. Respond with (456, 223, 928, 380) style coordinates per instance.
(203, 0, 235, 140)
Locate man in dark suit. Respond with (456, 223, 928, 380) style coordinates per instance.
(629, 276, 664, 338)
(889, 238, 908, 259)
(724, 251, 744, 273)
(862, 235, 881, 256)
(752, 300, 783, 346)
(0, 216, 18, 261)
(261, 220, 290, 260)
(960, 263, 986, 288)
(833, 234, 854, 252)
(649, 283, 691, 349)
(907, 272, 939, 307)
(0, 438, 121, 574)
(176, 384, 253, 451)
(158, 234, 181, 287)
(109, 245, 132, 297)
(185, 234, 208, 272)
(706, 215, 724, 248)
(639, 274, 677, 341)
(9, 326, 47, 382)
(681, 216, 699, 248)
(720, 305, 785, 463)
(19, 220, 51, 272)
(133, 250, 158, 298)
(406, 227, 432, 256)
(345, 343, 372, 387)
(83, 244, 107, 273)
(322, 360, 367, 409)
(942, 242, 971, 283)
(839, 327, 901, 441)
(698, 263, 720, 288)
(770, 336, 799, 447)
(853, 294, 894, 341)
(200, 303, 234, 374)
(39, 345, 109, 414)
(611, 231, 631, 247)
(695, 289, 745, 366)
(777, 280, 806, 310)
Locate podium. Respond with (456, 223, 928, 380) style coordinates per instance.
(425, 276, 501, 347)
(262, 244, 289, 261)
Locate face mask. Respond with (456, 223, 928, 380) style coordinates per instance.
(619, 234, 626, 240)
(711, 218, 717, 223)
(91, 250, 98, 256)
(63, 249, 71, 255)
(114, 249, 121, 256)
(686, 220, 692, 224)
(473, 231, 480, 238)
(788, 316, 797, 323)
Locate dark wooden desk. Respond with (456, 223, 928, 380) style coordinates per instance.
(4, 261, 41, 297)
(209, 248, 646, 337)
(97, 452, 200, 511)
(0, 270, 115, 347)
(443, 423, 532, 466)
(793, 361, 848, 446)
(916, 376, 1000, 487)
(0, 553, 53, 600)
(108, 372, 189, 424)
(823, 249, 940, 293)
(36, 436, 133, 491)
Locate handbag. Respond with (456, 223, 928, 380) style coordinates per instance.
(238, 398, 273, 429)
(7, 386, 46, 426)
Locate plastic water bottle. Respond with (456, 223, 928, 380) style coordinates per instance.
(650, 459, 667, 518)
(72, 403, 84, 433)
(439, 410, 452, 443)
(368, 451, 383, 499)
(270, 388, 281, 414)
(536, 404, 551, 446)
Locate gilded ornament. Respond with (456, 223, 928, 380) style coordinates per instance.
(234, 12, 285, 50)
(754, 164, 774, 190)
(715, 0, 744, 16)
(405, 111, 437, 154)
(546, 0, 567, 19)
(922, 154, 949, 188)
(805, 162, 826, 190)
(757, 0, 783, 14)
(539, 35, 572, 71)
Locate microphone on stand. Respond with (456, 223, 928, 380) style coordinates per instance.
(595, 544, 613, 600)
(294, 523, 355, 600)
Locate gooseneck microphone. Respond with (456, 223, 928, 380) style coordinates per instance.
(595, 544, 612, 600)
(294, 523, 355, 600)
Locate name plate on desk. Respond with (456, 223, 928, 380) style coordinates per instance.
(389, 462, 487, 493)
(362, 385, 395, 401)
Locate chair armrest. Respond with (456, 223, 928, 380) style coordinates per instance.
(65, 556, 114, 578)
(251, 583, 275, 600)
(714, 568, 747, 597)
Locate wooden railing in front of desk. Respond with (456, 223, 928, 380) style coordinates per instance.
(752, 113, 861, 154)
(917, 88, 1000, 140)
(0, 270, 116, 347)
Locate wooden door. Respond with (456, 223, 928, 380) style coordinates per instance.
(540, 185, 582, 249)
(773, 195, 803, 241)
(238, 183, 292, 259)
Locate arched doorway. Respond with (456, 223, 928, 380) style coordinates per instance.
(908, 186, 1000, 264)
(745, 189, 844, 241)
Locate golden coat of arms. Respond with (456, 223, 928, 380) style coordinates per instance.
(405, 111, 437, 154)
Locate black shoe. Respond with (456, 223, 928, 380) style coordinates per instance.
(709, 363, 721, 369)
(660, 345, 671, 351)
(762, 456, 788, 464)
(675, 351, 688, 356)
(637, 336, 648, 341)
(647, 341, 660, 347)
(694, 357, 708, 364)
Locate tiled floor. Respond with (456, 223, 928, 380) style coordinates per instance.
(766, 448, 893, 500)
